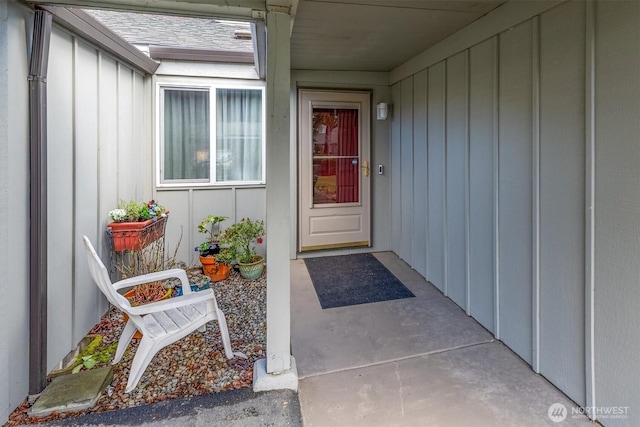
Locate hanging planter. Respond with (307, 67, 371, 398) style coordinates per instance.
(106, 199, 168, 253)
(107, 216, 167, 252)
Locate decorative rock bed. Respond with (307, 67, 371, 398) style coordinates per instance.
(6, 268, 266, 426)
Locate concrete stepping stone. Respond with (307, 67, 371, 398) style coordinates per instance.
(28, 367, 113, 417)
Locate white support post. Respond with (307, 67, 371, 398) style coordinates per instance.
(253, 8, 298, 392)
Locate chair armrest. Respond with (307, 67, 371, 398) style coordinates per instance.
(113, 268, 189, 292)
(126, 288, 214, 316)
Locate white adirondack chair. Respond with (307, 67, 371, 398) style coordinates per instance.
(82, 235, 246, 393)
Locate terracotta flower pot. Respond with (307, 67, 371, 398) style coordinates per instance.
(107, 215, 168, 252)
(199, 255, 231, 282)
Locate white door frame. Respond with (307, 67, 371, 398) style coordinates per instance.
(297, 89, 371, 252)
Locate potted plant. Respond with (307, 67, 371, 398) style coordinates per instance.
(196, 215, 231, 281)
(107, 199, 168, 252)
(219, 218, 265, 280)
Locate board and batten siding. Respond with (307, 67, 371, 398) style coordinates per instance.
(593, 0, 640, 419)
(46, 23, 153, 372)
(426, 63, 446, 293)
(156, 187, 267, 266)
(390, 0, 601, 412)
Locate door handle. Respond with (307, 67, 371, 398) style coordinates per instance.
(362, 160, 369, 177)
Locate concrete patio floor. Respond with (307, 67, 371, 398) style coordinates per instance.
(291, 252, 594, 427)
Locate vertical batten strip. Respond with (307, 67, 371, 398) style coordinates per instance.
(442, 60, 449, 297)
(115, 62, 121, 200)
(232, 187, 238, 221)
(492, 35, 500, 339)
(531, 16, 542, 373)
(96, 51, 103, 310)
(71, 37, 78, 343)
(584, 0, 597, 414)
(425, 73, 430, 281)
(464, 49, 471, 314)
(130, 69, 136, 196)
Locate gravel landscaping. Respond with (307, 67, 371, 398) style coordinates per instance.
(5, 268, 266, 426)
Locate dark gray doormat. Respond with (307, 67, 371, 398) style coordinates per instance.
(304, 253, 415, 309)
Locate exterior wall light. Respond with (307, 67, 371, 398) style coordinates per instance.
(376, 102, 389, 120)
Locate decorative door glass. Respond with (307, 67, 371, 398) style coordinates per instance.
(311, 108, 359, 205)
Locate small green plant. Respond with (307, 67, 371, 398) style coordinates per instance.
(214, 246, 235, 265)
(196, 215, 228, 256)
(219, 218, 265, 264)
(109, 199, 166, 223)
(70, 335, 118, 373)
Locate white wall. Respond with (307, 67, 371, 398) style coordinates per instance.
(0, 0, 32, 422)
(390, 1, 640, 423)
(290, 70, 392, 258)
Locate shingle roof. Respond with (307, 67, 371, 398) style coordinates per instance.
(85, 9, 253, 52)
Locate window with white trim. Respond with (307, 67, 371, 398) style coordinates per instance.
(159, 85, 264, 186)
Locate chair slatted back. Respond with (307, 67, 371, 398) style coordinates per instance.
(82, 236, 131, 310)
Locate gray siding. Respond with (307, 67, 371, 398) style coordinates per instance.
(74, 40, 101, 339)
(46, 26, 153, 370)
(388, 1, 638, 411)
(390, 82, 402, 255)
(48, 29, 76, 360)
(539, 1, 586, 404)
(399, 77, 413, 263)
(497, 18, 533, 364)
(412, 70, 428, 277)
(160, 187, 267, 265)
(594, 1, 640, 423)
(468, 38, 496, 333)
(445, 51, 468, 310)
(426, 63, 446, 292)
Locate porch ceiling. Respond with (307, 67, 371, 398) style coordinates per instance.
(291, 0, 507, 72)
(35, 0, 506, 73)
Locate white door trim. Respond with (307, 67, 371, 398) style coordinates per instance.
(298, 89, 371, 252)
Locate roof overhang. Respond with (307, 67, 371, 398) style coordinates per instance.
(149, 45, 253, 63)
(33, 0, 299, 21)
(33, 0, 287, 79)
(39, 5, 160, 74)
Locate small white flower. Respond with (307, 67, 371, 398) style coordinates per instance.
(109, 208, 127, 222)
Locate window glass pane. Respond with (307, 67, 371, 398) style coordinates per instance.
(163, 89, 210, 180)
(216, 88, 262, 182)
(313, 158, 359, 204)
(311, 107, 359, 204)
(312, 108, 358, 157)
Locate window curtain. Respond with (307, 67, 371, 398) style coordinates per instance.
(216, 89, 262, 181)
(163, 89, 210, 180)
(336, 109, 359, 203)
